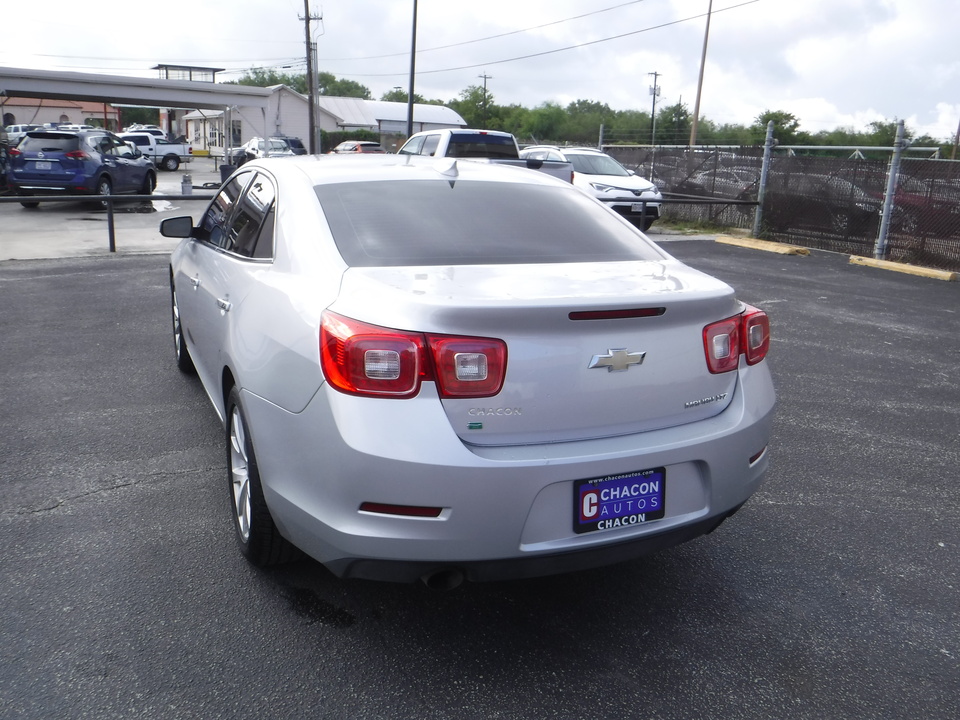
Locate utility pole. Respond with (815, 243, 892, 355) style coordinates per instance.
(406, 0, 418, 138)
(648, 71, 660, 145)
(478, 73, 492, 129)
(688, 0, 713, 147)
(300, 0, 321, 153)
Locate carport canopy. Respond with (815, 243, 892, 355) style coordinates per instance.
(0, 66, 270, 111)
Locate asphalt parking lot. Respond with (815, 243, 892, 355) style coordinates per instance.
(1, 204, 958, 718)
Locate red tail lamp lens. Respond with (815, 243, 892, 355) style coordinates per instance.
(320, 311, 507, 399)
(703, 305, 770, 373)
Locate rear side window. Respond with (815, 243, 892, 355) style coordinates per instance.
(223, 173, 276, 259)
(201, 172, 252, 248)
(316, 180, 664, 267)
(19, 135, 80, 153)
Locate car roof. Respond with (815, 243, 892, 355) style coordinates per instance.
(241, 153, 574, 189)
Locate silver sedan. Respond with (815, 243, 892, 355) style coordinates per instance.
(163, 155, 775, 588)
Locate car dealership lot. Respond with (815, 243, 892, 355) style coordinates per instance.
(1, 230, 958, 716)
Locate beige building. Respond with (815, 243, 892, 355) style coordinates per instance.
(2, 97, 121, 130)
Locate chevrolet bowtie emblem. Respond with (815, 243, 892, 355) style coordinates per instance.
(588, 348, 647, 372)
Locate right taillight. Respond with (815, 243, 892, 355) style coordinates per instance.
(703, 305, 770, 373)
(320, 311, 507, 399)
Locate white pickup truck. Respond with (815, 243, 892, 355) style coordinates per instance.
(397, 129, 573, 182)
(119, 132, 193, 171)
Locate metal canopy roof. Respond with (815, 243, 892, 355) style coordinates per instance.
(0, 66, 270, 110)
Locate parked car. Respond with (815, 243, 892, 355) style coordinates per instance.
(276, 136, 307, 155)
(4, 124, 43, 146)
(398, 129, 574, 182)
(231, 137, 296, 166)
(119, 132, 192, 171)
(330, 140, 385, 154)
(763, 173, 882, 237)
(123, 124, 166, 138)
(521, 146, 662, 230)
(161, 155, 775, 587)
(7, 129, 156, 208)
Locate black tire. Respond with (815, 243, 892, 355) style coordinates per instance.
(19, 197, 39, 209)
(162, 155, 180, 171)
(170, 278, 195, 375)
(641, 217, 656, 232)
(90, 176, 112, 209)
(140, 171, 156, 195)
(226, 386, 297, 566)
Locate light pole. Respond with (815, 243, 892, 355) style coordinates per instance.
(478, 73, 492, 129)
(688, 0, 713, 146)
(405, 0, 418, 138)
(648, 71, 660, 145)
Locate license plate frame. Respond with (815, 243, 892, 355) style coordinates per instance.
(574, 467, 665, 534)
(631, 202, 647, 213)
(34, 161, 52, 171)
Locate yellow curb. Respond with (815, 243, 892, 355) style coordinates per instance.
(848, 255, 957, 281)
(715, 236, 811, 255)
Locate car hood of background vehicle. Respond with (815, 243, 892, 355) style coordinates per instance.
(328, 260, 741, 445)
(576, 172, 658, 193)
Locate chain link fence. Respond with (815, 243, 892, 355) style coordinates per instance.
(606, 145, 960, 272)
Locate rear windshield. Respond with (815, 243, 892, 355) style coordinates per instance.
(447, 133, 518, 159)
(316, 180, 663, 267)
(19, 134, 80, 153)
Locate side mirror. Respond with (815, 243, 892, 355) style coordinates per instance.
(160, 216, 195, 238)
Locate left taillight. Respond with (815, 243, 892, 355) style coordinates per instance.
(320, 311, 507, 399)
(703, 304, 770, 374)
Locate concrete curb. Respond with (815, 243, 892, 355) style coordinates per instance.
(715, 235, 811, 255)
(848, 255, 957, 281)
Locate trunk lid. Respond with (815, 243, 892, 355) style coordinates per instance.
(332, 259, 742, 446)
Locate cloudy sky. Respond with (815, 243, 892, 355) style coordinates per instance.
(3, 0, 957, 141)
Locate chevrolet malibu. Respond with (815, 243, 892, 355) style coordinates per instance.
(163, 155, 775, 588)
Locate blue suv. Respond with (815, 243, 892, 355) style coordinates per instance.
(8, 129, 156, 208)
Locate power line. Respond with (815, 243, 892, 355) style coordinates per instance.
(315, 0, 652, 62)
(336, 1, 760, 79)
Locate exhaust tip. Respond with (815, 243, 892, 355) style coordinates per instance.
(421, 568, 465, 591)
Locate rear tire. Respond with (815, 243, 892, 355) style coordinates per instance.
(19, 196, 39, 209)
(162, 155, 180, 171)
(226, 386, 297, 566)
(90, 176, 112, 209)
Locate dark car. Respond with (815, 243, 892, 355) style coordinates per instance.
(277, 136, 307, 155)
(7, 129, 156, 208)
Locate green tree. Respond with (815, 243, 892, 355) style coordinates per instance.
(519, 102, 567, 144)
(448, 85, 499, 128)
(655, 102, 691, 145)
(316, 72, 371, 98)
(233, 68, 308, 94)
(752, 110, 803, 144)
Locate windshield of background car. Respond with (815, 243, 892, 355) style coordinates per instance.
(19, 134, 80, 154)
(568, 153, 630, 177)
(316, 180, 663, 267)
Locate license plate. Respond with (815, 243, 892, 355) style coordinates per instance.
(574, 467, 665, 534)
(631, 203, 646, 213)
(34, 161, 52, 170)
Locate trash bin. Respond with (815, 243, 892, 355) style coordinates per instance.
(219, 164, 234, 183)
(180, 173, 193, 195)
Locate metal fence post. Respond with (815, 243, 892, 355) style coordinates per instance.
(107, 196, 116, 253)
(874, 119, 907, 260)
(752, 121, 776, 238)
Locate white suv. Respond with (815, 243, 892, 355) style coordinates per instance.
(520, 146, 662, 231)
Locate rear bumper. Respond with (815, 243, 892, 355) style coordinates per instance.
(242, 360, 775, 583)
